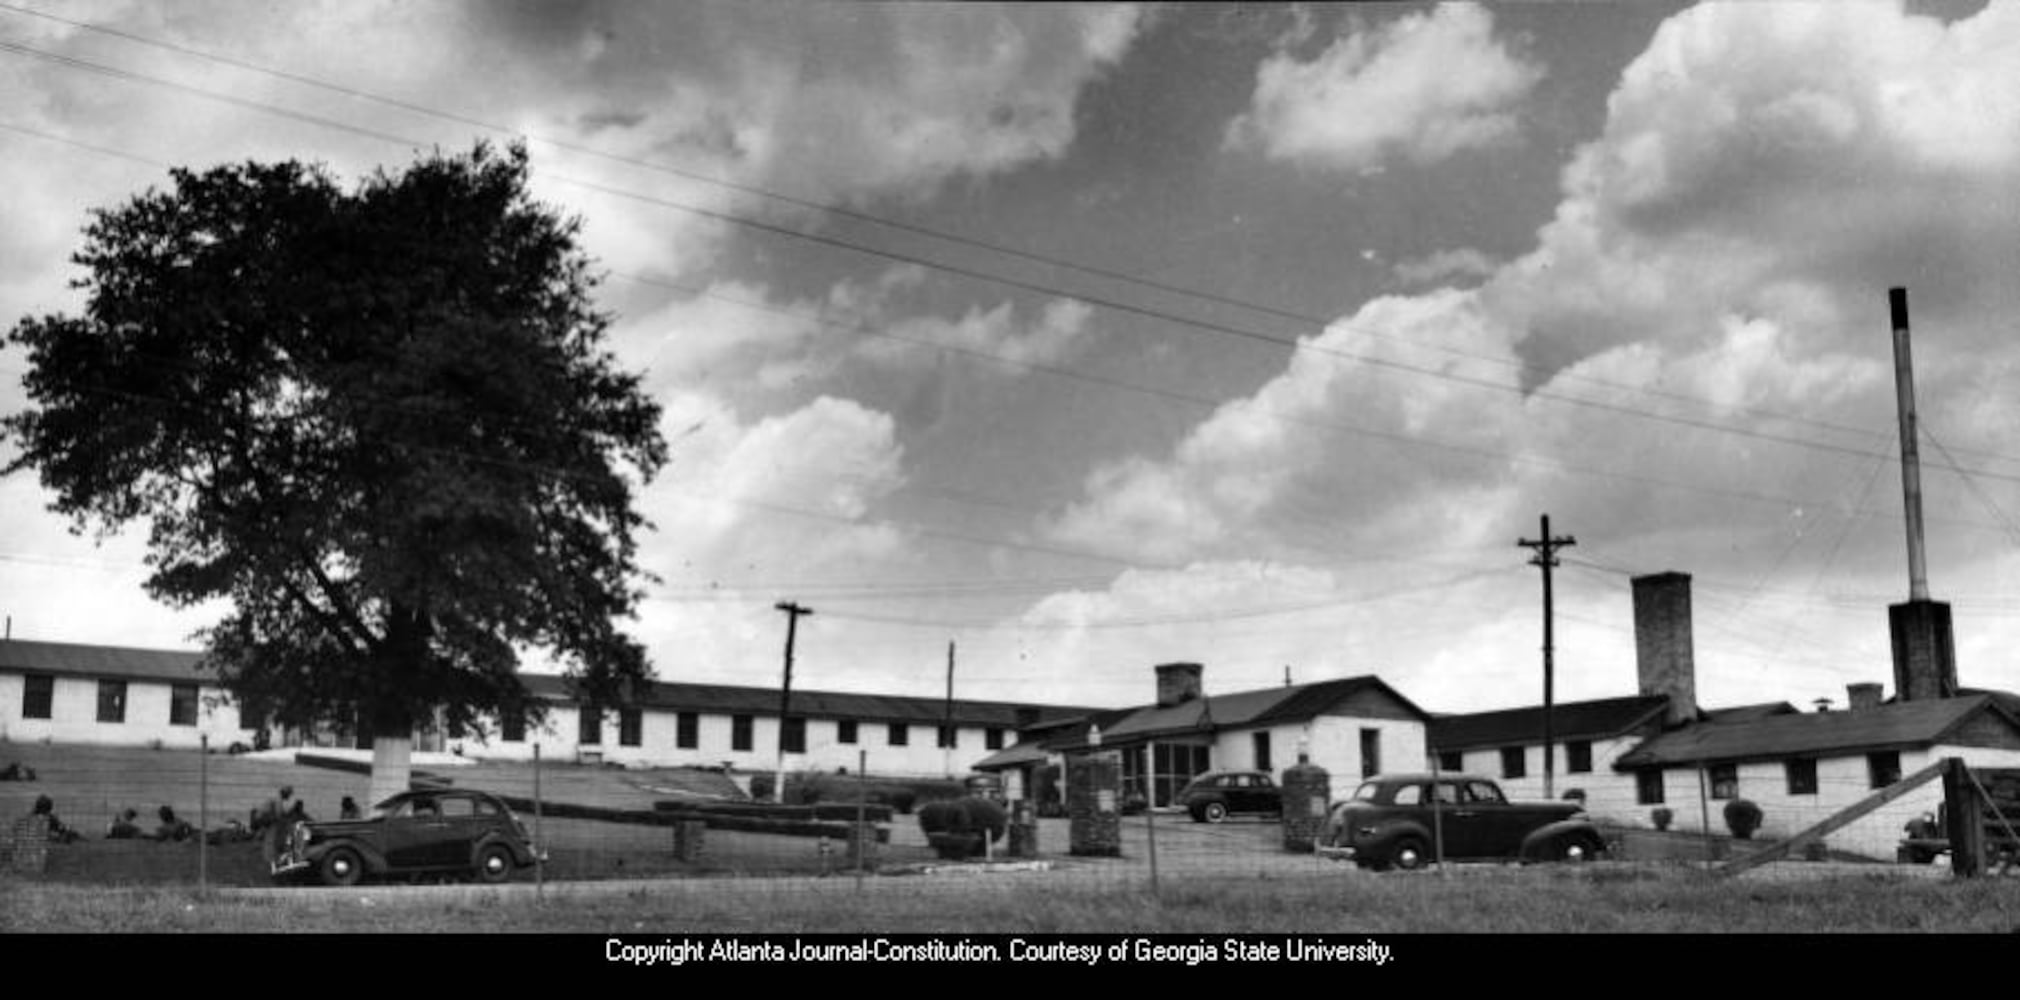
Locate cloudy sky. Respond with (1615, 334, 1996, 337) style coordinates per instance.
(3, 1, 2017, 719)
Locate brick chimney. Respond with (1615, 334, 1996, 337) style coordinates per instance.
(1846, 682, 1884, 712)
(1631, 572, 1698, 727)
(1155, 662, 1203, 708)
(1889, 601, 1957, 702)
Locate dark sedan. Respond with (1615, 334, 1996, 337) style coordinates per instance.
(272, 788, 541, 886)
(1317, 773, 1606, 870)
(1176, 770, 1283, 823)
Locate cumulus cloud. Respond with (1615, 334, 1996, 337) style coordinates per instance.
(1226, 3, 1544, 171)
(1393, 247, 1499, 287)
(1049, 1, 2020, 711)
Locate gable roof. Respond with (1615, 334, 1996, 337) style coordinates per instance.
(1036, 675, 1428, 753)
(1429, 694, 1670, 751)
(1, 638, 1102, 729)
(0, 638, 214, 685)
(1615, 694, 2015, 768)
(518, 672, 1100, 728)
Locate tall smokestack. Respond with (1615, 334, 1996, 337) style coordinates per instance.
(1632, 572, 1698, 727)
(1886, 288, 1958, 701)
(1890, 288, 1930, 601)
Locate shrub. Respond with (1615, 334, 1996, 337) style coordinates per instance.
(1723, 799, 1763, 840)
(1651, 807, 1673, 831)
(748, 772, 776, 803)
(917, 796, 1007, 859)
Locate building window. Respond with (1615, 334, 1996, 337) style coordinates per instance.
(837, 719, 857, 745)
(97, 679, 128, 724)
(618, 708, 643, 747)
(782, 717, 806, 754)
(1709, 763, 1738, 800)
(169, 683, 200, 727)
(937, 724, 956, 749)
(1786, 758, 1818, 796)
(1567, 740, 1593, 774)
(22, 673, 54, 720)
(1868, 751, 1902, 789)
(677, 712, 699, 749)
(578, 705, 601, 746)
(888, 723, 908, 747)
(985, 727, 1003, 750)
(500, 710, 525, 743)
(1636, 769, 1665, 805)
(1500, 746, 1526, 780)
(1360, 728, 1381, 778)
(731, 715, 753, 752)
(1437, 750, 1464, 773)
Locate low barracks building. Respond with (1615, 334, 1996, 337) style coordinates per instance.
(0, 637, 1099, 777)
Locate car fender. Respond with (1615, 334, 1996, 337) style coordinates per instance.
(308, 837, 390, 875)
(471, 832, 532, 868)
(1519, 818, 1604, 860)
(1355, 818, 1436, 854)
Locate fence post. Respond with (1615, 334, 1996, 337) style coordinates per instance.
(855, 749, 866, 890)
(1145, 781, 1159, 896)
(533, 743, 545, 898)
(1943, 757, 1983, 878)
(1697, 764, 1715, 866)
(199, 733, 209, 893)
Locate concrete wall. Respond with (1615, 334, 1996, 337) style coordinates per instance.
(0, 673, 256, 749)
(460, 704, 1014, 777)
(1445, 734, 1644, 809)
(1307, 715, 1426, 791)
(1616, 746, 2020, 859)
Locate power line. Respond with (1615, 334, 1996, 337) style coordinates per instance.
(11, 0, 1998, 466)
(8, 38, 2020, 482)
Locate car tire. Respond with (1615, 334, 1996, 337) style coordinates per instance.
(1557, 834, 1602, 863)
(1390, 836, 1429, 871)
(1203, 801, 1228, 823)
(319, 845, 366, 887)
(476, 842, 515, 884)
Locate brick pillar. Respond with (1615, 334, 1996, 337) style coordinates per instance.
(1067, 752, 1122, 857)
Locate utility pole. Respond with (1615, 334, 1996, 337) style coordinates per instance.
(774, 601, 814, 795)
(1518, 514, 1575, 799)
(943, 640, 956, 779)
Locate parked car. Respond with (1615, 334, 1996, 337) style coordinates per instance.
(271, 789, 541, 886)
(1176, 770, 1283, 823)
(1316, 773, 1606, 870)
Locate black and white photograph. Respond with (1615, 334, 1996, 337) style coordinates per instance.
(2, 1, 2018, 946)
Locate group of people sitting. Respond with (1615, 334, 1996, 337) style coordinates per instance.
(103, 804, 198, 842)
(26, 783, 357, 847)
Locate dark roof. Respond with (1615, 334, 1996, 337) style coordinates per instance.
(0, 639, 214, 685)
(518, 672, 1099, 728)
(1044, 675, 1428, 752)
(1704, 701, 1802, 723)
(1616, 695, 2014, 768)
(0, 638, 1101, 728)
(1429, 695, 1670, 751)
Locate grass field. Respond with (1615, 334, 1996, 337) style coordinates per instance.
(8, 740, 2018, 937)
(5, 864, 2018, 933)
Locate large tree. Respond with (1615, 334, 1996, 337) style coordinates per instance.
(4, 143, 666, 803)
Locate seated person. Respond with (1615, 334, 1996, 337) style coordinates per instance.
(31, 794, 83, 843)
(106, 808, 143, 839)
(151, 805, 194, 842)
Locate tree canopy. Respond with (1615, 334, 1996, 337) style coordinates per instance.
(4, 143, 667, 746)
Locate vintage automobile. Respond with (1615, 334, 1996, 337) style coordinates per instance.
(272, 788, 541, 886)
(1316, 773, 1607, 870)
(1176, 770, 1283, 823)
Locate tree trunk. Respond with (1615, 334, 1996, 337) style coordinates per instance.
(366, 696, 416, 808)
(368, 735, 414, 809)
